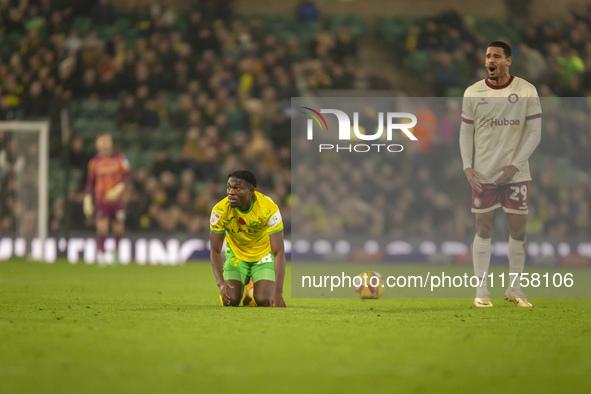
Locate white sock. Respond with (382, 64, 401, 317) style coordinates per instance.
(473, 234, 491, 297)
(508, 236, 526, 291)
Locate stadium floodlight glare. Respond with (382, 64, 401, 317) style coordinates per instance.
(0, 121, 49, 260)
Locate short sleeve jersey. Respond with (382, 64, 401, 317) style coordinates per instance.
(461, 76, 542, 184)
(210, 190, 284, 262)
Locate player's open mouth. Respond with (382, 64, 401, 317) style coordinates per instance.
(488, 65, 496, 74)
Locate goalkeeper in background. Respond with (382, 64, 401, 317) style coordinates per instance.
(84, 133, 131, 266)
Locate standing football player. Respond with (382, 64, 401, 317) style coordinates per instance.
(84, 133, 131, 266)
(460, 41, 542, 307)
(210, 170, 286, 307)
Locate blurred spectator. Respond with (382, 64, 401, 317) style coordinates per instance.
(396, 25, 422, 65)
(139, 99, 161, 128)
(433, 51, 460, 97)
(170, 94, 194, 129)
(22, 80, 47, 117)
(116, 95, 141, 130)
(412, 102, 437, 153)
(296, 1, 319, 24)
(333, 27, 358, 64)
(421, 20, 441, 51)
(538, 118, 568, 157)
(72, 68, 99, 99)
(69, 137, 91, 170)
(572, 135, 591, 170)
(152, 149, 181, 177)
(90, 0, 116, 27)
(505, 0, 532, 30)
(513, 43, 547, 85)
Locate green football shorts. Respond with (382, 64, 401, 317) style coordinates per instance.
(223, 246, 275, 285)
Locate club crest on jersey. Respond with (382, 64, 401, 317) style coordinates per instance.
(238, 217, 246, 225)
(508, 94, 519, 104)
(229, 256, 239, 267)
(249, 220, 259, 228)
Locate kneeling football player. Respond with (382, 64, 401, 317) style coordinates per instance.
(210, 170, 286, 307)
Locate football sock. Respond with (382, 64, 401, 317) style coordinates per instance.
(508, 236, 526, 291)
(473, 234, 492, 297)
(98, 234, 106, 254)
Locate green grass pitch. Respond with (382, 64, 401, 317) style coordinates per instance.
(1, 260, 590, 394)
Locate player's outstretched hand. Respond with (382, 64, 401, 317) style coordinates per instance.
(219, 281, 234, 306)
(494, 165, 518, 187)
(271, 292, 286, 308)
(83, 194, 94, 218)
(464, 168, 482, 193)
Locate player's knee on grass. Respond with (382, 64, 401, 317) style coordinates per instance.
(255, 296, 272, 307)
(223, 280, 244, 307)
(225, 296, 242, 307)
(221, 290, 242, 306)
(253, 280, 274, 307)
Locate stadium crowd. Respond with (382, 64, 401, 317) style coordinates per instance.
(293, 97, 591, 242)
(394, 6, 591, 98)
(1, 0, 590, 242)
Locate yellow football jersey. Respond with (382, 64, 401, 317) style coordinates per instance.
(210, 190, 284, 262)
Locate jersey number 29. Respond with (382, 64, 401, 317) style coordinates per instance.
(509, 184, 527, 201)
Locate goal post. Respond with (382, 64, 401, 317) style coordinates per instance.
(0, 121, 49, 260)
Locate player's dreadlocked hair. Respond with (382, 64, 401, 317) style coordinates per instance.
(228, 170, 257, 188)
(487, 41, 511, 57)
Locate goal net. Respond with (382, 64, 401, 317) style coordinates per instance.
(0, 121, 49, 260)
